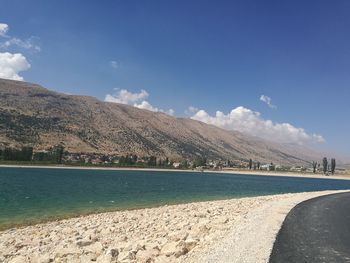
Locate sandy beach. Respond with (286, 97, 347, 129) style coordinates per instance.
(0, 190, 348, 263)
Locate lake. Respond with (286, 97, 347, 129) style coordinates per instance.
(1, 167, 350, 229)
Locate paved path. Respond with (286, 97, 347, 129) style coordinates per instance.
(269, 192, 350, 263)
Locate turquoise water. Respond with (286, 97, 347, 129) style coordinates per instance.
(1, 167, 350, 229)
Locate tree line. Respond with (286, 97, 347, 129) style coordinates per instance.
(247, 157, 337, 175)
(0, 147, 33, 161)
(0, 145, 64, 164)
(311, 158, 336, 175)
(117, 155, 169, 167)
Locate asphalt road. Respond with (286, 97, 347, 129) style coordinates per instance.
(269, 192, 350, 263)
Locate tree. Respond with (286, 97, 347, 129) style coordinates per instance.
(54, 145, 64, 164)
(257, 162, 261, 170)
(21, 147, 33, 161)
(194, 157, 206, 167)
(331, 158, 336, 175)
(119, 156, 126, 165)
(125, 155, 134, 165)
(248, 159, 253, 170)
(33, 151, 48, 161)
(312, 161, 317, 174)
(181, 160, 189, 169)
(3, 148, 12, 160)
(322, 157, 328, 175)
(148, 156, 157, 166)
(0, 147, 33, 161)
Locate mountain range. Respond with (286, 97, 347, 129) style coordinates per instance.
(0, 78, 335, 166)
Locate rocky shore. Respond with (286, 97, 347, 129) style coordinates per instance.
(0, 190, 347, 263)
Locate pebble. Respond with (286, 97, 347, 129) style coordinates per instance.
(0, 193, 313, 262)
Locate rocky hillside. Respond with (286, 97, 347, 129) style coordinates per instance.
(0, 78, 322, 165)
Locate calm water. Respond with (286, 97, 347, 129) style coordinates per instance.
(1, 167, 350, 229)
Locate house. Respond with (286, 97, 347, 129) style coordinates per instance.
(290, 166, 305, 172)
(173, 162, 181, 168)
(91, 159, 103, 165)
(260, 163, 275, 171)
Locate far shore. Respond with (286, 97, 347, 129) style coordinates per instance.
(1, 163, 349, 181)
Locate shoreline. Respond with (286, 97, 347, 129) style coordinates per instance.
(1, 190, 349, 263)
(183, 190, 350, 263)
(1, 163, 349, 181)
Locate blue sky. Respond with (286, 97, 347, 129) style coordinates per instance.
(0, 1, 349, 155)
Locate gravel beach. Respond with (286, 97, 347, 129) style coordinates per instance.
(0, 190, 348, 263)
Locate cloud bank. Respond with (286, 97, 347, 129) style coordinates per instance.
(0, 52, 31, 81)
(191, 106, 324, 145)
(260, 95, 276, 109)
(105, 89, 174, 115)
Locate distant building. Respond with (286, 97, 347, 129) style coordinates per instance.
(260, 163, 275, 171)
(173, 162, 181, 168)
(91, 159, 103, 165)
(290, 166, 305, 172)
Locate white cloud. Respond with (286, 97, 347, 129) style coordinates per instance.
(105, 89, 149, 104)
(134, 100, 159, 112)
(0, 23, 40, 52)
(260, 95, 276, 109)
(0, 37, 41, 52)
(185, 106, 199, 115)
(166, 109, 175, 116)
(110, 60, 119, 69)
(134, 101, 174, 115)
(105, 89, 175, 116)
(191, 106, 324, 145)
(0, 52, 31, 81)
(0, 23, 9, 37)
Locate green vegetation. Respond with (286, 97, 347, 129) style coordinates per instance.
(0, 147, 33, 161)
(0, 145, 64, 164)
(192, 157, 207, 168)
(323, 157, 328, 174)
(0, 145, 340, 175)
(331, 158, 336, 175)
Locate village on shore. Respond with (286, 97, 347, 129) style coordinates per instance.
(0, 145, 346, 175)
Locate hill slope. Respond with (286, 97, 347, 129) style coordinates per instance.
(0, 78, 322, 165)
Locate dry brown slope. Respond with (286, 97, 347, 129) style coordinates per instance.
(0, 78, 318, 165)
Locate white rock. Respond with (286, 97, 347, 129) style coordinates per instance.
(136, 249, 159, 263)
(184, 238, 198, 251)
(161, 241, 188, 258)
(118, 250, 136, 261)
(76, 239, 93, 247)
(9, 256, 27, 263)
(84, 241, 103, 255)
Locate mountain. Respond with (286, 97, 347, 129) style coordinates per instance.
(0, 78, 325, 166)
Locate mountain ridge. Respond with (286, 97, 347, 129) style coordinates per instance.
(0, 78, 328, 166)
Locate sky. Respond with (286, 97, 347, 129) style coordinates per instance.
(0, 0, 349, 155)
